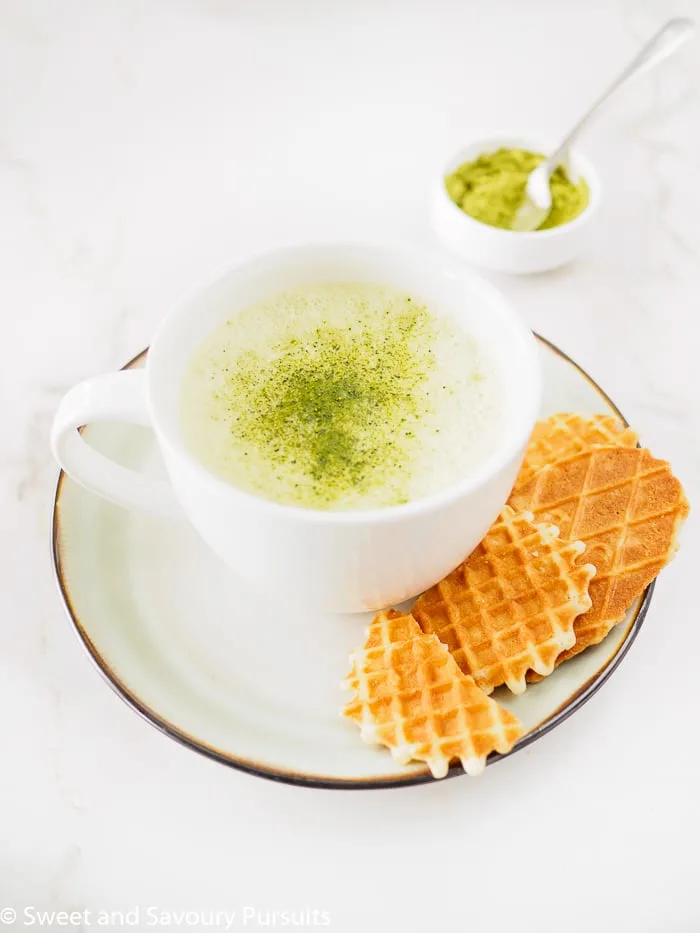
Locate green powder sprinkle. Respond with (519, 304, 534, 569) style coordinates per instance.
(217, 299, 436, 508)
(181, 283, 501, 511)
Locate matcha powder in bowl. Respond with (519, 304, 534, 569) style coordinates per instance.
(445, 147, 589, 232)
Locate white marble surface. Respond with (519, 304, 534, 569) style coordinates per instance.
(2, 1, 700, 930)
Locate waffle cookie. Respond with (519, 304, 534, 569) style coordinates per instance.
(342, 610, 524, 778)
(510, 446, 689, 675)
(412, 506, 596, 694)
(511, 413, 639, 493)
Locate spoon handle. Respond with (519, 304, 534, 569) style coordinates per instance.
(548, 17, 695, 167)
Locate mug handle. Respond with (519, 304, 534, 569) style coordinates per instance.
(51, 369, 183, 519)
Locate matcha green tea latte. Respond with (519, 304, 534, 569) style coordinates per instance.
(181, 283, 502, 510)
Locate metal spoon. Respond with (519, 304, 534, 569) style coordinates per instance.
(512, 17, 695, 233)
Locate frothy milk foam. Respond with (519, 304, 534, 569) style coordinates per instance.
(181, 282, 503, 510)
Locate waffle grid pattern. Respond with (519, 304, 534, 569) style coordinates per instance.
(512, 412, 639, 492)
(510, 446, 690, 671)
(412, 507, 596, 695)
(343, 611, 524, 778)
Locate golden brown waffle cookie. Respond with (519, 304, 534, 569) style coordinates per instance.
(510, 446, 689, 676)
(342, 610, 524, 778)
(511, 413, 638, 493)
(412, 506, 596, 694)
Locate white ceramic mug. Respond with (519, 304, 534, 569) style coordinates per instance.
(52, 243, 541, 612)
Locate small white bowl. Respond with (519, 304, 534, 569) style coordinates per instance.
(431, 134, 601, 275)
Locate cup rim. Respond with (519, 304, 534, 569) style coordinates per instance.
(437, 133, 601, 240)
(147, 241, 542, 525)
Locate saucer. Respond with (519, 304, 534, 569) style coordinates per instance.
(52, 336, 652, 789)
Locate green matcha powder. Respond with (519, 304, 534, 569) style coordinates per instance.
(445, 147, 589, 231)
(222, 300, 433, 507)
(182, 283, 499, 511)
